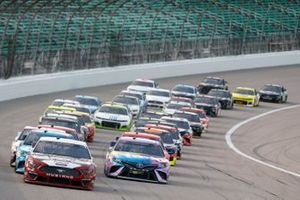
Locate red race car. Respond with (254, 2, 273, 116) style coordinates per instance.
(24, 137, 96, 190)
(180, 107, 210, 131)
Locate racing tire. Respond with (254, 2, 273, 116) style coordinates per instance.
(9, 155, 16, 167)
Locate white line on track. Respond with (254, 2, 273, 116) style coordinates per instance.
(225, 104, 300, 178)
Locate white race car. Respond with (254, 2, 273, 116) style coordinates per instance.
(94, 103, 133, 131)
(146, 88, 171, 108)
(127, 79, 158, 94)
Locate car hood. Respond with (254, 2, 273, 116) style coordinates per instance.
(232, 93, 255, 99)
(146, 95, 170, 103)
(95, 112, 129, 121)
(32, 154, 92, 168)
(111, 151, 166, 164)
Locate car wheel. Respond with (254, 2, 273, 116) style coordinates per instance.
(9, 155, 16, 167)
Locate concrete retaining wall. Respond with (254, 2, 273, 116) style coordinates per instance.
(1, 51, 300, 102)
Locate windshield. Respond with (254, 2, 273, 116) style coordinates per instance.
(75, 97, 99, 106)
(194, 97, 217, 104)
(99, 106, 128, 115)
(173, 113, 199, 123)
(82, 115, 92, 123)
(163, 119, 189, 130)
(23, 132, 73, 146)
(203, 78, 223, 85)
(18, 129, 33, 140)
(132, 81, 154, 88)
(262, 85, 281, 93)
(235, 89, 255, 95)
(33, 141, 91, 159)
(113, 96, 138, 105)
(159, 132, 174, 144)
(173, 86, 194, 94)
(114, 140, 164, 157)
(40, 118, 80, 133)
(208, 90, 230, 98)
(148, 90, 170, 97)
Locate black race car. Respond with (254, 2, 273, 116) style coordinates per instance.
(193, 95, 221, 117)
(197, 77, 228, 94)
(259, 84, 288, 103)
(208, 89, 234, 109)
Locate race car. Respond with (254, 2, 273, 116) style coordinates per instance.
(15, 129, 75, 173)
(74, 95, 102, 113)
(146, 88, 171, 108)
(94, 103, 133, 131)
(194, 95, 221, 117)
(171, 84, 198, 99)
(144, 123, 183, 159)
(120, 90, 147, 112)
(208, 89, 234, 109)
(180, 107, 210, 131)
(10, 125, 78, 167)
(161, 116, 193, 146)
(104, 136, 170, 184)
(24, 137, 96, 190)
(163, 101, 192, 116)
(198, 76, 228, 94)
(127, 79, 159, 94)
(173, 111, 204, 137)
(112, 95, 141, 118)
(134, 127, 178, 166)
(232, 87, 260, 106)
(259, 84, 288, 103)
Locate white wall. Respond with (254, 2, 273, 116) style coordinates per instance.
(1, 51, 300, 102)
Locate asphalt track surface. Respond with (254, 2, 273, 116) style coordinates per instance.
(0, 65, 299, 200)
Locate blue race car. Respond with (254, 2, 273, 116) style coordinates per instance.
(15, 129, 75, 173)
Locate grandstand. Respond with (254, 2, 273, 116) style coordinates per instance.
(0, 0, 299, 79)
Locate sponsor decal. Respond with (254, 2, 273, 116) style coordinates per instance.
(46, 173, 74, 180)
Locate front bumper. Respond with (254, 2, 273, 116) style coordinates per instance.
(15, 155, 26, 173)
(105, 161, 169, 184)
(233, 97, 254, 106)
(94, 119, 131, 131)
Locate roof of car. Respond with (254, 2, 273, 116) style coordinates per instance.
(265, 84, 283, 87)
(45, 113, 79, 121)
(121, 90, 144, 95)
(173, 84, 195, 89)
(134, 78, 155, 83)
(37, 125, 76, 132)
(161, 116, 189, 123)
(168, 101, 191, 106)
(41, 116, 78, 123)
(75, 95, 100, 100)
(118, 136, 160, 145)
(209, 89, 230, 92)
(47, 105, 76, 112)
(30, 129, 70, 137)
(148, 88, 170, 93)
(122, 132, 161, 140)
(174, 110, 198, 116)
(205, 76, 223, 80)
(37, 137, 88, 147)
(180, 107, 206, 113)
(101, 103, 128, 109)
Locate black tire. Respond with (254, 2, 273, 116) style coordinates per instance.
(9, 155, 16, 167)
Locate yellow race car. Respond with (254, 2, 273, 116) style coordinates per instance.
(232, 87, 260, 106)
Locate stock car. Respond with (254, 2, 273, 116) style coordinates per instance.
(127, 79, 159, 94)
(171, 84, 198, 99)
(198, 76, 228, 94)
(135, 127, 178, 166)
(180, 107, 210, 130)
(39, 115, 86, 141)
(112, 95, 141, 118)
(232, 87, 260, 106)
(208, 89, 234, 109)
(24, 137, 96, 190)
(74, 95, 102, 113)
(163, 101, 192, 116)
(94, 103, 133, 131)
(15, 130, 75, 173)
(194, 95, 221, 117)
(146, 88, 171, 108)
(161, 116, 193, 146)
(120, 90, 147, 112)
(10, 125, 78, 167)
(173, 111, 204, 137)
(104, 136, 170, 184)
(144, 123, 183, 158)
(259, 84, 288, 103)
